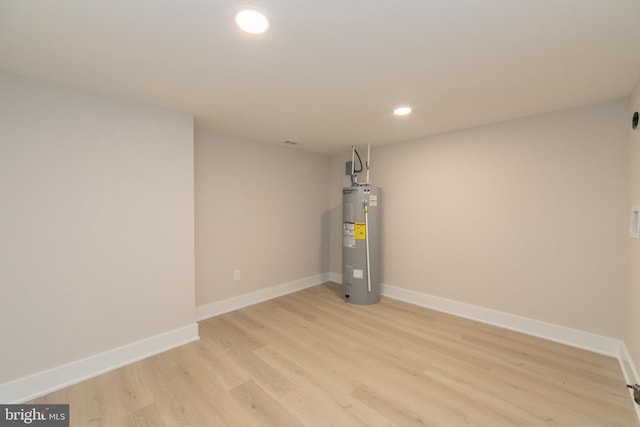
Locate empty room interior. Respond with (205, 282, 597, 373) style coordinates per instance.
(3, 1, 640, 425)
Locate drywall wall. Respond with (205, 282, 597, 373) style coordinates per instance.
(627, 81, 640, 373)
(330, 99, 628, 338)
(0, 72, 196, 385)
(195, 130, 330, 306)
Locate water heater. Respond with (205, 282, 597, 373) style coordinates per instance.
(342, 145, 381, 305)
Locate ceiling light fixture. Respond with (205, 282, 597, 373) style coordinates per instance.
(393, 106, 412, 116)
(235, 8, 270, 34)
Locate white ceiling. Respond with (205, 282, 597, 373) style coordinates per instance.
(2, 1, 640, 155)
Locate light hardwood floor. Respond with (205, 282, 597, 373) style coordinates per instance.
(32, 283, 638, 426)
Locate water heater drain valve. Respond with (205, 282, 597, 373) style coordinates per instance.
(627, 384, 640, 404)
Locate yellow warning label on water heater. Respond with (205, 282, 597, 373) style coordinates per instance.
(355, 223, 366, 239)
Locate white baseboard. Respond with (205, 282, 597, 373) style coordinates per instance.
(381, 283, 620, 357)
(620, 342, 640, 384)
(196, 273, 330, 321)
(0, 323, 199, 404)
(328, 272, 342, 284)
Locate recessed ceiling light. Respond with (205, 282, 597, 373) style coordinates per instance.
(235, 8, 270, 34)
(393, 106, 412, 116)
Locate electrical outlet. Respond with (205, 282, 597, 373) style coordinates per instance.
(233, 270, 241, 281)
(631, 205, 640, 239)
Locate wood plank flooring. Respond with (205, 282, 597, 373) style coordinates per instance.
(32, 283, 638, 426)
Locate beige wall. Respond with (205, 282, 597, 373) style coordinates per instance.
(331, 99, 628, 338)
(627, 82, 640, 371)
(195, 130, 330, 305)
(0, 72, 196, 383)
